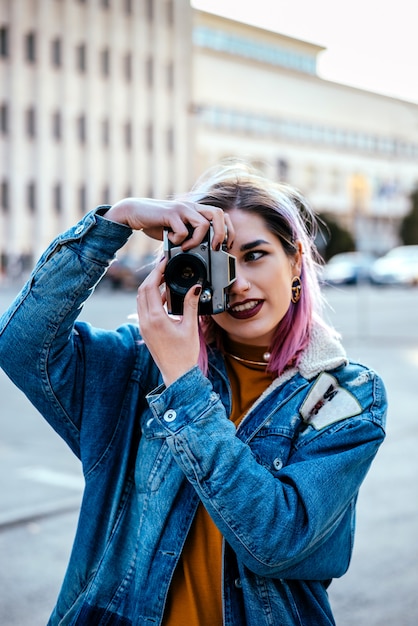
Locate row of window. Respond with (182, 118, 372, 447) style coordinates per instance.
(193, 26, 317, 76)
(78, 0, 171, 22)
(76, 0, 168, 20)
(0, 169, 403, 221)
(0, 103, 175, 152)
(199, 106, 418, 159)
(75, 0, 136, 13)
(0, 1, 170, 60)
(0, 27, 174, 86)
(0, 178, 127, 216)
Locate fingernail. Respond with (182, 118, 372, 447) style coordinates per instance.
(194, 285, 202, 296)
(215, 242, 221, 251)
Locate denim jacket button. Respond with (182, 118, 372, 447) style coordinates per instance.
(234, 577, 242, 588)
(273, 457, 283, 471)
(74, 225, 84, 235)
(163, 409, 177, 423)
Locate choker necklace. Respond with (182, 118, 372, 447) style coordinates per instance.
(225, 351, 271, 367)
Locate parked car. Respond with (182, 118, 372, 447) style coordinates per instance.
(101, 255, 155, 291)
(321, 251, 374, 286)
(370, 245, 418, 286)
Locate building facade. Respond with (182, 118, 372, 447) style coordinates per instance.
(2, 2, 418, 280)
(0, 0, 192, 275)
(192, 10, 418, 254)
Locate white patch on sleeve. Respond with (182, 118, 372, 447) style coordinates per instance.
(300, 372, 362, 430)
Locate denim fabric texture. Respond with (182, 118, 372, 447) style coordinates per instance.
(0, 209, 387, 626)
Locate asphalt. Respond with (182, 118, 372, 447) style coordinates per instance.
(1, 283, 417, 625)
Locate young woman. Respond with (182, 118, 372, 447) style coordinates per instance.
(0, 162, 387, 625)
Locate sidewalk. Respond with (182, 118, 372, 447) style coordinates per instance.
(0, 364, 83, 530)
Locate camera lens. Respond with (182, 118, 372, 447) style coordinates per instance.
(165, 253, 207, 294)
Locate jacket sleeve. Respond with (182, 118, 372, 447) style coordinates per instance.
(0, 208, 138, 459)
(146, 364, 387, 579)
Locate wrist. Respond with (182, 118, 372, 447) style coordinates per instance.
(105, 200, 137, 227)
(160, 363, 197, 389)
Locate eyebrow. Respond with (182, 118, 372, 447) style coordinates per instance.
(240, 239, 271, 252)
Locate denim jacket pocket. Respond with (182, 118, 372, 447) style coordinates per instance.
(249, 424, 296, 476)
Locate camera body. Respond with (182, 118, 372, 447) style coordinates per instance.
(164, 225, 236, 315)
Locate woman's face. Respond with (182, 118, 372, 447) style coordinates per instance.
(212, 208, 302, 346)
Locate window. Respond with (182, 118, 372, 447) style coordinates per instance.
(53, 183, 62, 214)
(124, 53, 132, 81)
(277, 159, 288, 181)
(26, 107, 36, 138)
(52, 111, 62, 140)
(1, 179, 9, 213)
(167, 127, 174, 153)
(166, 62, 174, 90)
(124, 121, 132, 149)
(51, 37, 62, 67)
(166, 0, 174, 25)
(76, 43, 86, 72)
(146, 122, 153, 152)
(100, 48, 110, 77)
(146, 0, 154, 21)
(0, 103, 8, 134)
(101, 118, 109, 146)
(0, 26, 8, 57)
(77, 114, 86, 144)
(25, 32, 36, 62)
(27, 182, 36, 213)
(146, 57, 153, 87)
(79, 185, 87, 214)
(102, 185, 110, 204)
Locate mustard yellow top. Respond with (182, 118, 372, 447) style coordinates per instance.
(163, 341, 274, 625)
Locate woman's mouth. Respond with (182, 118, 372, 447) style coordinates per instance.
(227, 299, 263, 319)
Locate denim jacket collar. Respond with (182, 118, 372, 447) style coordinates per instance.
(209, 320, 348, 423)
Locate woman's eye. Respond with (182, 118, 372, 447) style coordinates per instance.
(244, 250, 266, 262)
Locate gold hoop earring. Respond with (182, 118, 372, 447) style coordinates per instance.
(291, 276, 302, 304)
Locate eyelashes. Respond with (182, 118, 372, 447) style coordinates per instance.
(243, 250, 267, 262)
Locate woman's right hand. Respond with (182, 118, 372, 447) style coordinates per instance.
(104, 197, 234, 252)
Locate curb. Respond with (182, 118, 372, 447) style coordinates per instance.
(0, 496, 81, 530)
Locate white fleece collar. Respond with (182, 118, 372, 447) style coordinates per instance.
(297, 321, 348, 381)
(276, 321, 347, 388)
(242, 322, 348, 416)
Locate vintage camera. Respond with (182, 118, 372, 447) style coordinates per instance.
(164, 225, 236, 315)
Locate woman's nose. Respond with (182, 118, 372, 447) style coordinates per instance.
(229, 274, 251, 294)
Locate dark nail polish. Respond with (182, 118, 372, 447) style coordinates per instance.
(194, 285, 202, 296)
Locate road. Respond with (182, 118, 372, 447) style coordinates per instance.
(1, 283, 418, 625)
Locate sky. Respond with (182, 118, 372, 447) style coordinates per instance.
(192, 0, 418, 104)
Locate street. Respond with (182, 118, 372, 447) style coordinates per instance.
(1, 283, 418, 625)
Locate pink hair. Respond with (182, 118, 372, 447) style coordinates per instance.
(180, 160, 325, 378)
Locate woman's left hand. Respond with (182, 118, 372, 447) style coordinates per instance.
(136, 258, 202, 387)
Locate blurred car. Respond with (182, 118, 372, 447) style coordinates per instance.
(102, 255, 155, 291)
(321, 251, 374, 286)
(370, 245, 418, 286)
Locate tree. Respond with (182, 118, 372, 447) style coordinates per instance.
(317, 213, 355, 261)
(399, 189, 418, 245)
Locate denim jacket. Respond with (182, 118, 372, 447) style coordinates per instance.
(0, 209, 387, 626)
